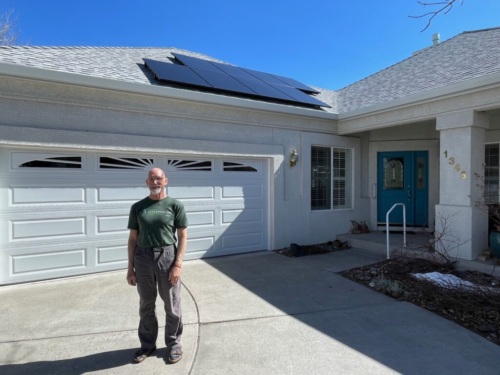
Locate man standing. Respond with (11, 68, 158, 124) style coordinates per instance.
(126, 167, 188, 364)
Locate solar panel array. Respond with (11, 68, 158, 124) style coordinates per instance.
(143, 53, 329, 109)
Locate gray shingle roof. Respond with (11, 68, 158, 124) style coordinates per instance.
(0, 46, 223, 85)
(1, 27, 499, 115)
(0, 45, 338, 112)
(337, 27, 500, 113)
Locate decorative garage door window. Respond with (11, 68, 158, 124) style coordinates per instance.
(167, 159, 212, 171)
(99, 157, 154, 170)
(12, 153, 83, 169)
(223, 161, 258, 172)
(166, 160, 259, 172)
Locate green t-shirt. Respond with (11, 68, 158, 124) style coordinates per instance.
(128, 196, 188, 247)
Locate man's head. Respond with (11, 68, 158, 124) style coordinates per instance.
(146, 167, 168, 199)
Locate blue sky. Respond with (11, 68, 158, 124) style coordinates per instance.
(1, 0, 499, 90)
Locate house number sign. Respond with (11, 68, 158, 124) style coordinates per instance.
(444, 150, 467, 179)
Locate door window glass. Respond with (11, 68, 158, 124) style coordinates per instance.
(383, 157, 404, 190)
(417, 157, 425, 190)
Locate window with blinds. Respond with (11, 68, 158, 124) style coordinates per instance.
(311, 146, 352, 210)
(485, 144, 500, 204)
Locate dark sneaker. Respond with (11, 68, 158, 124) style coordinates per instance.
(168, 348, 183, 364)
(133, 345, 156, 363)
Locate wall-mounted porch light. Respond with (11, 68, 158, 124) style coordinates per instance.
(289, 149, 298, 167)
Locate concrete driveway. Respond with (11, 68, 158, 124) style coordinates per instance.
(1, 249, 499, 374)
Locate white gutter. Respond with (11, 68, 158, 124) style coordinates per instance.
(0, 62, 338, 121)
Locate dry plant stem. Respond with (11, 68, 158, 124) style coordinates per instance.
(0, 9, 17, 46)
(410, 0, 464, 31)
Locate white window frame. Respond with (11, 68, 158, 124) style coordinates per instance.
(485, 143, 500, 204)
(311, 146, 353, 210)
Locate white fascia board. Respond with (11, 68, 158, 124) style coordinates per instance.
(0, 62, 338, 121)
(0, 124, 284, 158)
(339, 72, 500, 120)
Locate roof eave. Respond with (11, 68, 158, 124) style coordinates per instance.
(338, 71, 500, 124)
(0, 62, 338, 121)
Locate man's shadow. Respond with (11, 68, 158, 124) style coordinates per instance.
(0, 348, 167, 375)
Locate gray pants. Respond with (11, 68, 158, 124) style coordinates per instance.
(134, 245, 183, 351)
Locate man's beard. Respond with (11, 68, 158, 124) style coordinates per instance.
(150, 187, 162, 195)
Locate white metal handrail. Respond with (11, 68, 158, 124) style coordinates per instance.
(386, 203, 406, 259)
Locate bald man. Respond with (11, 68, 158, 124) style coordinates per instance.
(127, 167, 188, 364)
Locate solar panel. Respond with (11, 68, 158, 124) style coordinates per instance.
(242, 68, 287, 86)
(232, 75, 298, 102)
(190, 66, 257, 95)
(173, 53, 222, 72)
(271, 74, 320, 94)
(144, 58, 212, 88)
(209, 61, 257, 80)
(144, 54, 330, 108)
(272, 84, 327, 107)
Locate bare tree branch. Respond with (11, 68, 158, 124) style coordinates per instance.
(0, 8, 17, 46)
(410, 0, 464, 32)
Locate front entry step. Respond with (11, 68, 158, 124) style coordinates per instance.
(337, 231, 433, 256)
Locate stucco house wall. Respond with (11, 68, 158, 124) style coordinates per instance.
(0, 68, 364, 267)
(2, 27, 500, 283)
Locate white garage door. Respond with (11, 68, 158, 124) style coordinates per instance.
(0, 148, 269, 285)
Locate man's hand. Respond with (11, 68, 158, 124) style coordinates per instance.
(169, 265, 181, 285)
(127, 269, 137, 286)
(127, 230, 138, 286)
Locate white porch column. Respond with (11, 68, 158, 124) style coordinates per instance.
(435, 110, 489, 260)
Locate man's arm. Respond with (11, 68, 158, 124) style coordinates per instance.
(175, 227, 187, 267)
(169, 227, 187, 284)
(126, 229, 139, 286)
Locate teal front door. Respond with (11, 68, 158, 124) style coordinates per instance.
(377, 151, 428, 227)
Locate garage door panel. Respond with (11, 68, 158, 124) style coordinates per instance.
(2, 239, 130, 282)
(96, 215, 129, 234)
(221, 232, 264, 252)
(186, 210, 215, 226)
(12, 187, 86, 205)
(186, 236, 215, 253)
(168, 186, 215, 200)
(11, 248, 86, 276)
(97, 187, 148, 202)
(183, 200, 263, 209)
(187, 227, 265, 249)
(6, 211, 130, 242)
(185, 233, 265, 259)
(221, 208, 263, 224)
(96, 244, 128, 266)
(222, 185, 263, 199)
(11, 217, 86, 240)
(187, 208, 264, 227)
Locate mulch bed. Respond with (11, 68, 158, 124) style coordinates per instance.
(274, 240, 350, 257)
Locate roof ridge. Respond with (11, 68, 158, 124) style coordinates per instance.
(4, 45, 175, 49)
(462, 26, 500, 34)
(0, 45, 222, 62)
